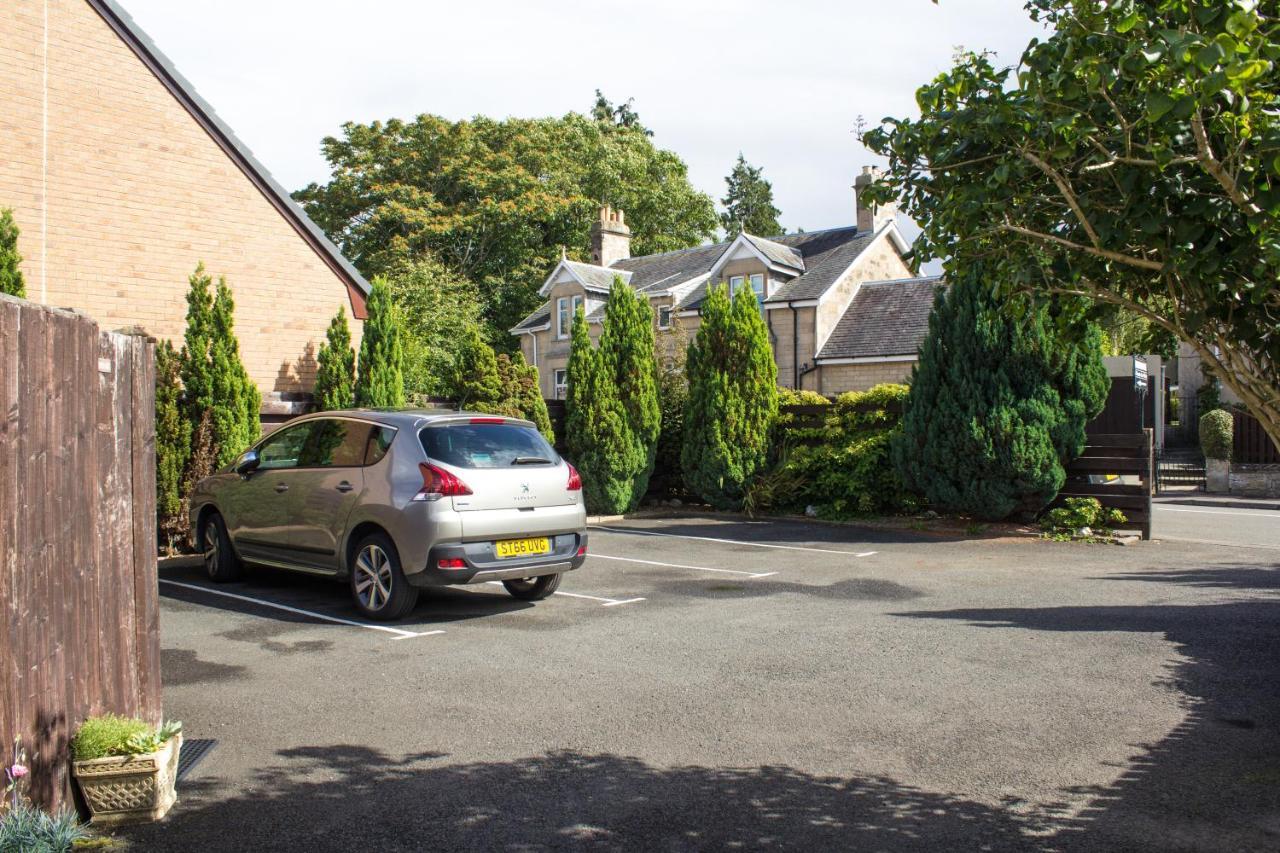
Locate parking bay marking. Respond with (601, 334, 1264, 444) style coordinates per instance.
(159, 580, 446, 640)
(590, 552, 777, 579)
(481, 581, 645, 608)
(592, 525, 878, 558)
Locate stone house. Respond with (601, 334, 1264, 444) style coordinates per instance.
(0, 0, 369, 417)
(510, 168, 944, 398)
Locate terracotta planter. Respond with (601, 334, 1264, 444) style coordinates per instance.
(72, 733, 181, 826)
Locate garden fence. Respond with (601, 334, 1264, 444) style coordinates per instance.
(1051, 430, 1154, 539)
(1233, 410, 1280, 464)
(0, 294, 162, 810)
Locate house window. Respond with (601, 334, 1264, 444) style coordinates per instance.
(749, 273, 765, 300)
(554, 369, 568, 400)
(728, 275, 744, 295)
(658, 306, 672, 330)
(556, 295, 585, 339)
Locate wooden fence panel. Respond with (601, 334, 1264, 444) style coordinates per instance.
(0, 294, 160, 810)
(1051, 430, 1153, 539)
(1233, 410, 1280, 464)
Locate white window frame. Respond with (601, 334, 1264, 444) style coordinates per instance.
(749, 273, 765, 300)
(728, 275, 745, 295)
(657, 306, 672, 330)
(553, 369, 568, 400)
(556, 297, 570, 339)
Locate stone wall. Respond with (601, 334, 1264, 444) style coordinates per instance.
(1228, 464, 1280, 498)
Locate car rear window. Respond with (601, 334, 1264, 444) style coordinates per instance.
(420, 423, 558, 469)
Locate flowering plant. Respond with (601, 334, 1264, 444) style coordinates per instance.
(3, 736, 29, 812)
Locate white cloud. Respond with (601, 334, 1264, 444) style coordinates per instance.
(120, 0, 1043, 234)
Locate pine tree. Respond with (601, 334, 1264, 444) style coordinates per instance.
(892, 272, 1107, 521)
(597, 277, 661, 509)
(681, 284, 779, 509)
(355, 277, 405, 408)
(314, 307, 356, 410)
(449, 323, 502, 410)
(155, 340, 190, 552)
(720, 154, 783, 237)
(564, 309, 636, 514)
(209, 276, 261, 467)
(0, 208, 25, 298)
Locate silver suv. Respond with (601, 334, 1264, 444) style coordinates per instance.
(189, 410, 588, 620)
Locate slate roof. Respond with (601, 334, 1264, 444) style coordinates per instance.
(742, 234, 804, 270)
(88, 0, 371, 299)
(816, 277, 945, 361)
(563, 260, 630, 292)
(511, 303, 552, 331)
(765, 228, 879, 302)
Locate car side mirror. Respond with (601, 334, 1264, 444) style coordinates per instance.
(234, 450, 260, 477)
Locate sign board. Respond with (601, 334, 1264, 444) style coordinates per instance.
(1133, 356, 1149, 392)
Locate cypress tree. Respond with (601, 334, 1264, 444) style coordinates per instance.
(209, 276, 261, 467)
(0, 208, 25, 298)
(314, 307, 356, 410)
(597, 277, 661, 508)
(449, 323, 503, 410)
(179, 264, 215, 416)
(564, 309, 635, 514)
(495, 352, 554, 442)
(681, 284, 779, 509)
(155, 340, 189, 551)
(892, 271, 1107, 521)
(355, 277, 406, 408)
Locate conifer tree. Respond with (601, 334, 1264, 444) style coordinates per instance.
(597, 277, 661, 508)
(209, 276, 261, 467)
(892, 271, 1107, 520)
(564, 309, 635, 514)
(314, 307, 356, 410)
(354, 277, 405, 408)
(681, 284, 779, 509)
(495, 352, 554, 442)
(0, 208, 25, 298)
(179, 264, 216, 416)
(720, 154, 783, 237)
(155, 340, 189, 551)
(449, 323, 502, 410)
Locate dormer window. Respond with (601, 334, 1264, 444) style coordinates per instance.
(556, 294, 584, 339)
(729, 274, 766, 301)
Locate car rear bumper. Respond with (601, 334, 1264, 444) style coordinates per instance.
(406, 532, 588, 587)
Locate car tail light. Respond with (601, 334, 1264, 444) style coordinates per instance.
(414, 462, 473, 501)
(469, 417, 504, 424)
(576, 544, 587, 557)
(566, 463, 582, 491)
(437, 557, 467, 569)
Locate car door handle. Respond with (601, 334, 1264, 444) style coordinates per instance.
(336, 482, 354, 493)
(274, 483, 289, 493)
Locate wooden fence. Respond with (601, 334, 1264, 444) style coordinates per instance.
(0, 294, 162, 809)
(1049, 431, 1154, 539)
(1233, 410, 1280, 464)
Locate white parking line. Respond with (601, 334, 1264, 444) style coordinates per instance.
(591, 552, 776, 579)
(482, 581, 645, 608)
(159, 579, 445, 640)
(592, 525, 878, 557)
(1156, 506, 1279, 519)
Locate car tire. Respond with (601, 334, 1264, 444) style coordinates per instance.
(350, 532, 419, 621)
(201, 512, 244, 583)
(502, 573, 562, 601)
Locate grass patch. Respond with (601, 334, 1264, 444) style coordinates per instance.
(71, 715, 181, 761)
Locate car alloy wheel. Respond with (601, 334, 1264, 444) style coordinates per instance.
(354, 544, 394, 611)
(202, 523, 220, 577)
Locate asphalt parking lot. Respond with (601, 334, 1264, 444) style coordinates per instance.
(124, 515, 1280, 852)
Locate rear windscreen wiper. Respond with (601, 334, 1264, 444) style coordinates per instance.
(511, 456, 552, 465)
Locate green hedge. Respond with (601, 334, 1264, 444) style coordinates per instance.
(1199, 409, 1233, 460)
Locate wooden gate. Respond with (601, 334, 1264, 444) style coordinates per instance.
(0, 294, 161, 809)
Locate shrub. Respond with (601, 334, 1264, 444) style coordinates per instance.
(757, 384, 919, 518)
(448, 323, 502, 411)
(597, 278, 661, 508)
(777, 387, 829, 406)
(155, 341, 189, 551)
(354, 277, 405, 408)
(649, 364, 688, 498)
(71, 716, 182, 762)
(1199, 409, 1233, 461)
(494, 352, 554, 442)
(0, 802, 88, 852)
(564, 309, 636, 514)
(313, 308, 356, 411)
(893, 274, 1107, 521)
(681, 284, 778, 509)
(1039, 497, 1126, 540)
(0, 207, 25, 298)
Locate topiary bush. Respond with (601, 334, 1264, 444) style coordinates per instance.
(1199, 409, 1233, 460)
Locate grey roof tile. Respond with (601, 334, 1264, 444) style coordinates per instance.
(766, 228, 878, 302)
(511, 302, 552, 331)
(564, 260, 629, 292)
(816, 277, 945, 360)
(742, 234, 804, 270)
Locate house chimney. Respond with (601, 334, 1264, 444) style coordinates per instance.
(855, 166, 897, 233)
(590, 205, 632, 267)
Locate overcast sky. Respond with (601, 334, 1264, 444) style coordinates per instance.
(122, 0, 1043, 235)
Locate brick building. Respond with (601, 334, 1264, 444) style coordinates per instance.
(0, 0, 369, 414)
(511, 168, 944, 397)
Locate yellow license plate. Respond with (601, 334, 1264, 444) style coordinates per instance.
(495, 537, 551, 559)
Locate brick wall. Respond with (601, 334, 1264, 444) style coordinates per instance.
(0, 0, 363, 395)
(817, 360, 914, 395)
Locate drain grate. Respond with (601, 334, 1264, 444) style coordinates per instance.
(176, 738, 218, 781)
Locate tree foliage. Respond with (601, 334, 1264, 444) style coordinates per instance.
(354, 277, 405, 408)
(597, 278, 662, 508)
(0, 208, 25, 298)
(681, 284, 779, 509)
(892, 275, 1108, 521)
(294, 103, 717, 338)
(155, 340, 189, 550)
(1199, 408, 1234, 460)
(720, 154, 783, 237)
(865, 0, 1280, 453)
(449, 323, 503, 411)
(388, 255, 484, 400)
(314, 307, 356, 411)
(495, 352, 554, 442)
(564, 309, 637, 514)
